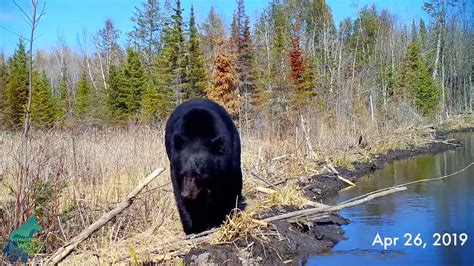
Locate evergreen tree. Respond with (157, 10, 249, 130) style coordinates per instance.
(289, 23, 315, 109)
(75, 69, 93, 119)
(141, 79, 169, 121)
(30, 71, 56, 127)
(106, 48, 146, 121)
(396, 38, 440, 116)
(184, 5, 208, 99)
(202, 6, 225, 72)
(122, 48, 146, 115)
(271, 3, 291, 81)
(0, 52, 7, 125)
(3, 40, 28, 128)
(128, 0, 162, 68)
(230, 0, 255, 101)
(158, 0, 186, 105)
(206, 42, 240, 117)
(56, 65, 70, 121)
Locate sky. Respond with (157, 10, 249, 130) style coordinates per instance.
(0, 0, 430, 56)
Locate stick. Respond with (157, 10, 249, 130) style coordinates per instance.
(263, 187, 407, 223)
(339, 162, 474, 206)
(139, 186, 406, 259)
(48, 168, 165, 265)
(324, 163, 356, 187)
(254, 186, 329, 208)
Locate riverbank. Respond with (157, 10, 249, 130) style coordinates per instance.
(183, 120, 473, 265)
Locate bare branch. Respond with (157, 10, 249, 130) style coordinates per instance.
(0, 25, 30, 41)
(12, 0, 33, 25)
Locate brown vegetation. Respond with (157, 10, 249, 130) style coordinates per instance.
(1, 114, 471, 263)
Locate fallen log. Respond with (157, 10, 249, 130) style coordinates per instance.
(138, 186, 407, 260)
(47, 167, 165, 265)
(265, 187, 406, 223)
(324, 163, 356, 187)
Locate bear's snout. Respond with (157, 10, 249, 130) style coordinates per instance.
(181, 177, 201, 199)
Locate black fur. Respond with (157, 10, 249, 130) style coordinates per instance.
(165, 98, 243, 234)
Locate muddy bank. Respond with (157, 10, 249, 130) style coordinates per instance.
(185, 212, 349, 265)
(183, 128, 468, 265)
(303, 128, 464, 202)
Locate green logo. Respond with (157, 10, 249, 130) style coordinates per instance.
(2, 216, 44, 263)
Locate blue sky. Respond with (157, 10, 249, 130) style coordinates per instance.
(0, 0, 429, 56)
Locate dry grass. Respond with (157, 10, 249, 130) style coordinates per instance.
(0, 114, 471, 264)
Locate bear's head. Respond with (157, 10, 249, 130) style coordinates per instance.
(173, 134, 225, 199)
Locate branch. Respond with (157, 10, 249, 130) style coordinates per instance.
(132, 186, 407, 260)
(47, 168, 165, 265)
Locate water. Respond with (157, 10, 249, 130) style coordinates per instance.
(307, 132, 474, 266)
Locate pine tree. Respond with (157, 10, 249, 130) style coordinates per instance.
(202, 6, 225, 72)
(184, 5, 208, 99)
(157, 0, 186, 105)
(30, 71, 56, 127)
(122, 48, 146, 115)
(128, 0, 162, 68)
(230, 0, 255, 99)
(289, 23, 315, 109)
(75, 70, 93, 119)
(3, 40, 28, 128)
(0, 52, 7, 125)
(106, 48, 147, 121)
(206, 41, 240, 117)
(56, 65, 70, 122)
(396, 38, 440, 116)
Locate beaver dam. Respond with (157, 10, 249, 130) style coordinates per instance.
(35, 126, 471, 265)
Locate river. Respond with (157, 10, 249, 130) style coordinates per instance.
(307, 132, 474, 265)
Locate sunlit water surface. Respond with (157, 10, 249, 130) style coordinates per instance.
(306, 132, 474, 266)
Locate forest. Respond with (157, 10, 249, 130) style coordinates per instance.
(1, 0, 472, 133)
(0, 0, 473, 263)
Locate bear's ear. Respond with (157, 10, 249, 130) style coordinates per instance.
(173, 134, 184, 151)
(210, 135, 225, 154)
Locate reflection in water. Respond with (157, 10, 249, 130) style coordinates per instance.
(308, 133, 474, 266)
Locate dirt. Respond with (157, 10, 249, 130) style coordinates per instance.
(182, 128, 469, 265)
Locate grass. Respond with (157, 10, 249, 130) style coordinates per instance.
(0, 114, 472, 264)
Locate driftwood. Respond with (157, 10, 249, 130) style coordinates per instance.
(138, 186, 407, 259)
(339, 162, 474, 206)
(48, 167, 165, 265)
(323, 163, 356, 187)
(266, 187, 407, 223)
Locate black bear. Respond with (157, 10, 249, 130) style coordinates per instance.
(165, 98, 243, 234)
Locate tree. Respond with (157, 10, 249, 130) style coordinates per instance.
(30, 71, 56, 127)
(206, 42, 240, 117)
(184, 5, 208, 99)
(158, 0, 186, 104)
(122, 48, 146, 115)
(128, 0, 162, 68)
(107, 48, 146, 121)
(106, 64, 126, 121)
(396, 38, 440, 116)
(3, 40, 29, 128)
(56, 65, 70, 122)
(202, 6, 225, 72)
(75, 69, 93, 119)
(94, 19, 121, 88)
(289, 23, 315, 109)
(0, 52, 8, 126)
